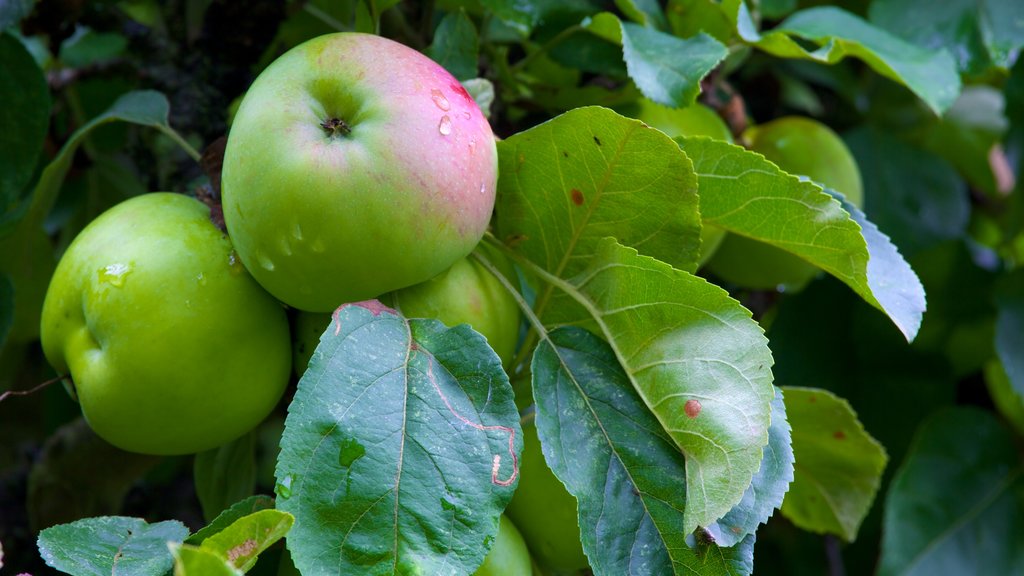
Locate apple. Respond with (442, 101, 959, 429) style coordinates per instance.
(221, 32, 498, 312)
(632, 98, 732, 267)
(292, 245, 520, 376)
(40, 193, 291, 455)
(504, 421, 589, 573)
(706, 116, 864, 290)
(474, 515, 534, 576)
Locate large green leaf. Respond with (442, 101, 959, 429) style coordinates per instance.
(620, 23, 727, 108)
(3, 90, 178, 235)
(0, 32, 49, 218)
(879, 408, 1024, 575)
(728, 3, 960, 114)
(869, 0, 1024, 76)
(426, 9, 479, 81)
(679, 137, 925, 341)
(532, 327, 755, 575)
(199, 509, 293, 572)
(705, 388, 793, 547)
(194, 432, 257, 524)
(995, 270, 1024, 397)
(519, 238, 775, 533)
(779, 388, 887, 542)
(275, 301, 521, 575)
(38, 516, 189, 576)
(845, 127, 970, 258)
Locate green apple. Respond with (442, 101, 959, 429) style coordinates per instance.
(40, 193, 291, 455)
(504, 421, 589, 573)
(292, 245, 520, 375)
(222, 32, 498, 312)
(706, 116, 864, 290)
(633, 98, 731, 267)
(474, 515, 533, 576)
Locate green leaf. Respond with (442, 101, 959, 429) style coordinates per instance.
(461, 78, 494, 118)
(186, 495, 276, 546)
(995, 269, 1024, 397)
(59, 28, 128, 68)
(679, 137, 925, 341)
(494, 106, 701, 293)
(426, 9, 479, 81)
(528, 239, 776, 533)
(194, 432, 257, 524)
(779, 387, 887, 542)
(0, 0, 33, 30)
(199, 510, 294, 572)
(275, 301, 521, 575)
(171, 544, 243, 576)
(879, 408, 1024, 575)
(616, 0, 669, 30)
(38, 516, 189, 576)
(869, 0, 1024, 76)
(3, 90, 175, 235)
(0, 273, 11, 349)
(532, 326, 756, 574)
(620, 22, 727, 108)
(665, 0, 734, 44)
(845, 127, 970, 258)
(706, 388, 793, 547)
(0, 32, 49, 217)
(985, 361, 1024, 438)
(479, 0, 539, 36)
(731, 4, 960, 114)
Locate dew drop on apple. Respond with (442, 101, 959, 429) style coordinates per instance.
(278, 236, 293, 256)
(311, 238, 327, 253)
(227, 251, 245, 275)
(256, 252, 276, 271)
(438, 115, 452, 136)
(431, 89, 451, 111)
(196, 272, 207, 286)
(291, 222, 304, 241)
(98, 263, 132, 287)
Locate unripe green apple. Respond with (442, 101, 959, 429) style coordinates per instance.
(706, 116, 864, 290)
(474, 515, 533, 576)
(504, 422, 589, 573)
(632, 98, 731, 267)
(222, 32, 498, 312)
(291, 246, 520, 375)
(40, 193, 291, 455)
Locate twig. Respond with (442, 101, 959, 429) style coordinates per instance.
(0, 375, 67, 404)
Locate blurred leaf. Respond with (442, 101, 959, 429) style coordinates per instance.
(461, 78, 494, 117)
(194, 431, 256, 524)
(616, 0, 669, 30)
(479, 0, 540, 36)
(59, 28, 128, 68)
(0, 32, 49, 219)
(879, 408, 1024, 575)
(494, 106, 702, 295)
(760, 0, 797, 20)
(531, 239, 776, 534)
(0, 273, 11, 349)
(985, 361, 1024, 437)
(706, 388, 793, 547)
(731, 4, 960, 114)
(4, 90, 175, 235)
(665, 0, 734, 44)
(0, 0, 32, 30)
(198, 509, 293, 572)
(779, 387, 887, 542)
(679, 137, 925, 341)
(995, 269, 1024, 397)
(187, 495, 276, 545)
(532, 327, 755, 574)
(171, 544, 243, 576)
(427, 9, 479, 81)
(620, 22, 727, 108)
(38, 516, 189, 576)
(845, 127, 970, 258)
(27, 418, 161, 532)
(275, 302, 521, 575)
(869, 0, 1024, 76)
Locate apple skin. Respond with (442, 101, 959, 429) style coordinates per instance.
(222, 32, 498, 312)
(40, 193, 291, 455)
(706, 116, 864, 290)
(504, 421, 589, 573)
(632, 98, 731, 267)
(474, 515, 534, 576)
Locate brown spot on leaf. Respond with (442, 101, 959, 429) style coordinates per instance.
(808, 395, 817, 403)
(227, 539, 259, 564)
(571, 189, 584, 205)
(562, 151, 569, 158)
(833, 430, 846, 440)
(504, 234, 527, 247)
(684, 399, 702, 418)
(593, 135, 602, 146)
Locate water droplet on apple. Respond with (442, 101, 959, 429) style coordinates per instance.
(480, 183, 487, 195)
(227, 251, 244, 275)
(430, 89, 450, 111)
(98, 263, 132, 286)
(196, 272, 207, 286)
(291, 222, 304, 241)
(256, 252, 276, 271)
(438, 115, 452, 136)
(278, 236, 293, 256)
(311, 239, 327, 253)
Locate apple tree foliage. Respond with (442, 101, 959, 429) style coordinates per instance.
(1, 0, 1023, 575)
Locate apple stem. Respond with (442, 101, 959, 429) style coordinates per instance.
(320, 117, 352, 137)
